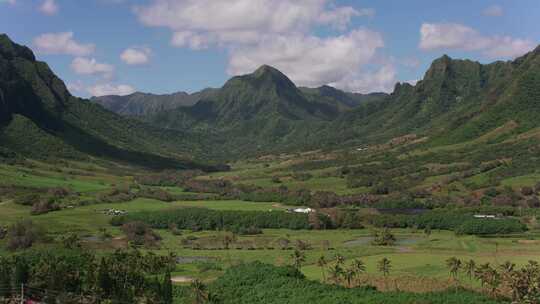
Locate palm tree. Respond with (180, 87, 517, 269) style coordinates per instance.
(351, 259, 366, 285)
(463, 259, 476, 286)
(291, 249, 306, 270)
(334, 253, 345, 266)
(328, 264, 344, 285)
(475, 263, 491, 288)
(377, 257, 391, 290)
(343, 267, 357, 288)
(446, 257, 462, 282)
(352, 259, 366, 274)
(377, 257, 391, 277)
(317, 255, 328, 282)
(498, 261, 515, 276)
(190, 279, 208, 304)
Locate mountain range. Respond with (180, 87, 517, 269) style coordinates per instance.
(2, 33, 540, 165)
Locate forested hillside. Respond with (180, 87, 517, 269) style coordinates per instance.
(0, 34, 219, 170)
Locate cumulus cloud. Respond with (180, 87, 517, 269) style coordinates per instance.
(120, 47, 151, 65)
(135, 0, 373, 47)
(66, 81, 85, 94)
(331, 64, 397, 93)
(33, 32, 95, 56)
(39, 0, 58, 15)
(228, 30, 384, 88)
(87, 83, 136, 97)
(70, 57, 114, 78)
(134, 0, 392, 92)
(419, 23, 534, 58)
(482, 5, 503, 17)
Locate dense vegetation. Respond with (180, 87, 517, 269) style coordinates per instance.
(369, 209, 527, 235)
(173, 262, 502, 304)
(0, 248, 175, 303)
(111, 208, 311, 232)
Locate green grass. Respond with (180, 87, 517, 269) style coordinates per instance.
(502, 174, 540, 188)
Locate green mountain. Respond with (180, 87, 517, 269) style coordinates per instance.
(91, 88, 218, 117)
(325, 49, 540, 148)
(0, 34, 217, 170)
(120, 65, 387, 156)
(3, 33, 540, 163)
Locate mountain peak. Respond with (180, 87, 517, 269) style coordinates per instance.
(0, 33, 35, 61)
(251, 65, 294, 85)
(253, 64, 282, 76)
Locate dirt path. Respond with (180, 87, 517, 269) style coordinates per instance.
(396, 246, 414, 253)
(171, 276, 194, 283)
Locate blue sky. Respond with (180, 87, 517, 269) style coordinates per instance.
(1, 0, 539, 97)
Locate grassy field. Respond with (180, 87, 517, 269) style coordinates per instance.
(1, 153, 539, 295)
(4, 195, 539, 290)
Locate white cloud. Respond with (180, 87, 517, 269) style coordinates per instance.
(135, 0, 388, 92)
(70, 57, 114, 78)
(87, 83, 136, 97)
(332, 64, 397, 93)
(135, 0, 373, 47)
(419, 23, 534, 58)
(33, 32, 95, 56)
(228, 30, 384, 89)
(39, 0, 58, 15)
(67, 81, 85, 94)
(120, 47, 151, 65)
(482, 5, 503, 17)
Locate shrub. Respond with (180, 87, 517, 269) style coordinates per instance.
(371, 228, 396, 246)
(14, 194, 40, 206)
(521, 186, 534, 196)
(6, 219, 46, 250)
(137, 187, 175, 202)
(30, 198, 60, 215)
(121, 221, 162, 247)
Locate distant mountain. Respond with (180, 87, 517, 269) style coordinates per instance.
(91, 88, 218, 117)
(300, 85, 387, 109)
(0, 34, 218, 170)
(327, 48, 540, 147)
(142, 65, 362, 154)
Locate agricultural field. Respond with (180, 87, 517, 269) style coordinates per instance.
(1, 147, 539, 303)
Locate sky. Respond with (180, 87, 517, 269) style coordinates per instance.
(1, 0, 539, 97)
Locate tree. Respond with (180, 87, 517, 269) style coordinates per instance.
(316, 255, 327, 282)
(371, 228, 396, 246)
(351, 259, 366, 285)
(14, 257, 29, 287)
(328, 264, 343, 285)
(463, 259, 476, 286)
(343, 267, 356, 288)
(377, 257, 391, 290)
(162, 272, 173, 304)
(97, 259, 113, 298)
(334, 254, 345, 266)
(190, 279, 208, 304)
(7, 219, 45, 250)
(446, 257, 462, 282)
(0, 257, 12, 299)
(377, 258, 391, 277)
(291, 249, 306, 270)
